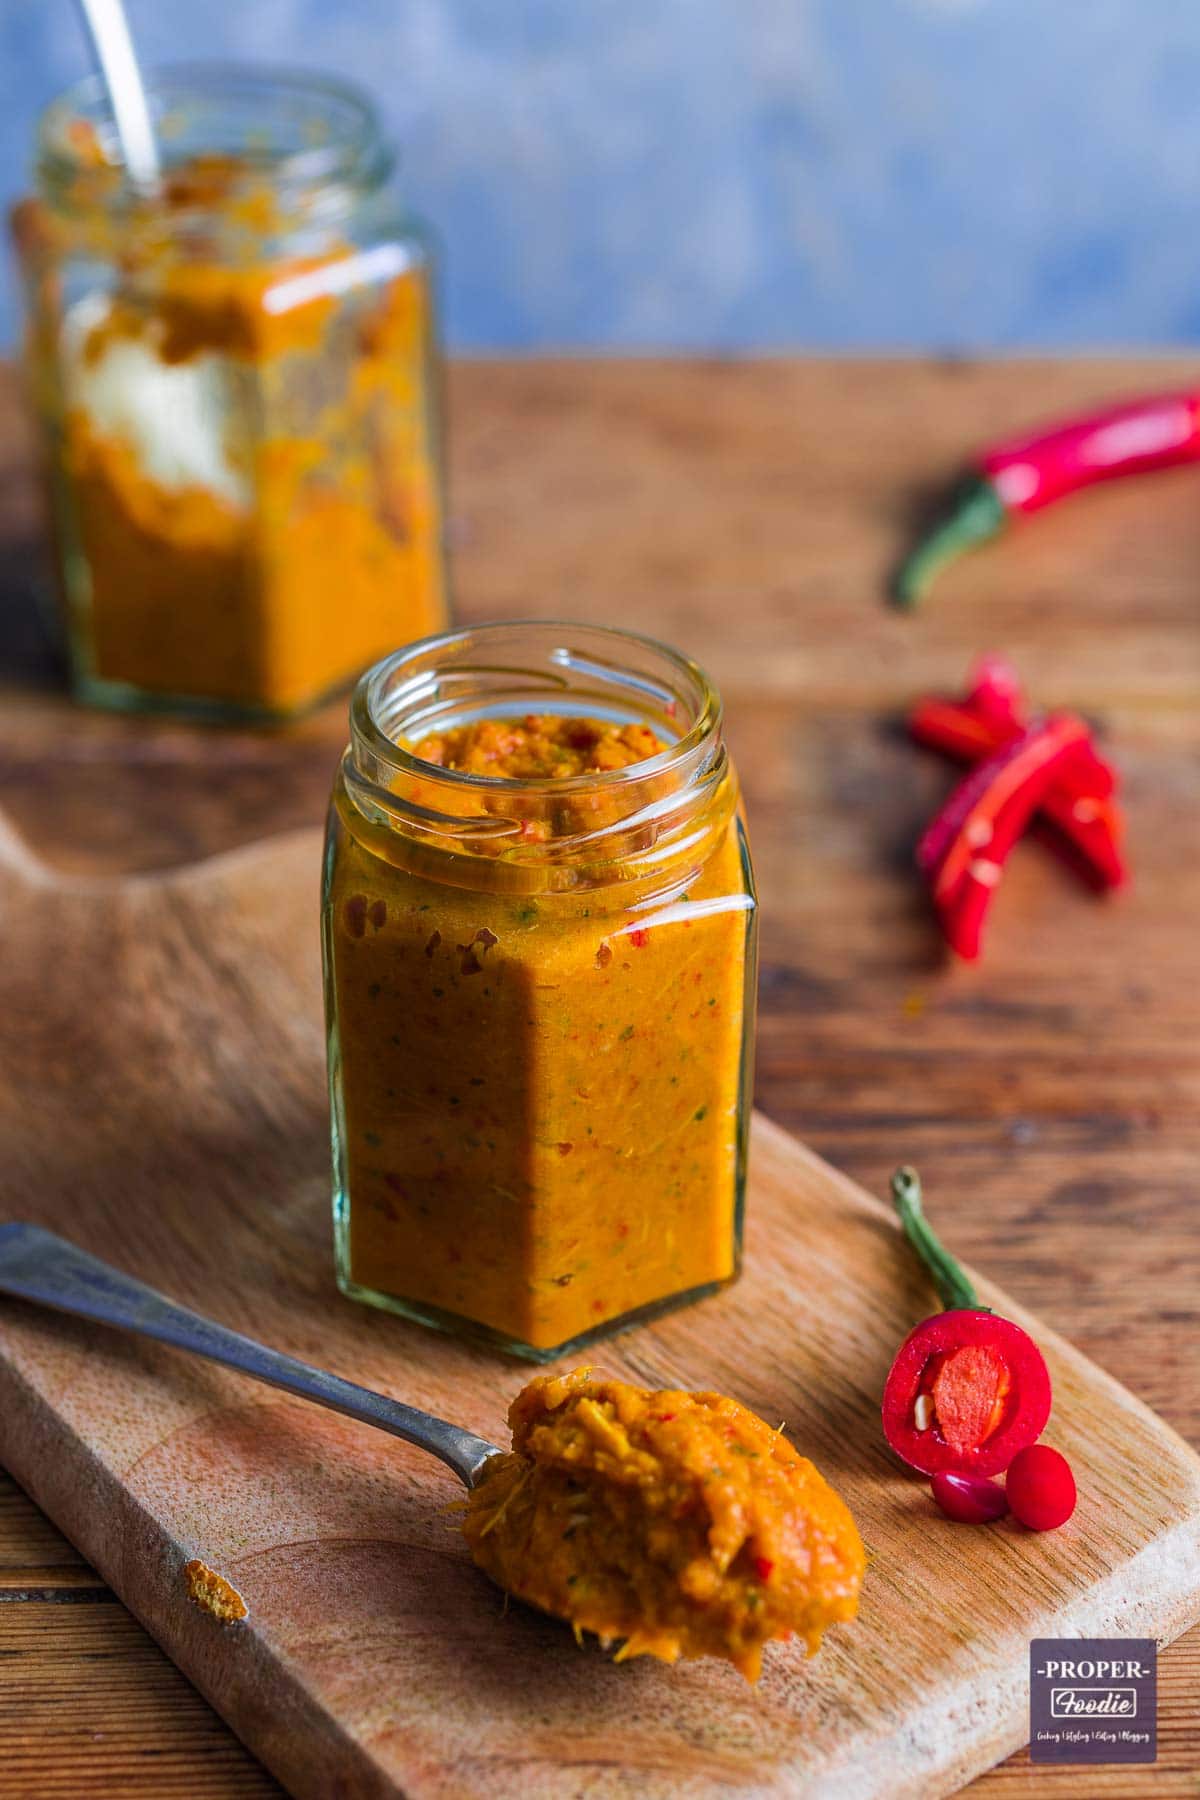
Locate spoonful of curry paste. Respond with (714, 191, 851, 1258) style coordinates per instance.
(0, 1225, 864, 1683)
(465, 1368, 864, 1681)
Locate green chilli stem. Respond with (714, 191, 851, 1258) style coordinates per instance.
(891, 476, 1008, 608)
(890, 1166, 983, 1313)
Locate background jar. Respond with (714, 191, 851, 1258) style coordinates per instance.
(322, 621, 758, 1361)
(11, 66, 447, 720)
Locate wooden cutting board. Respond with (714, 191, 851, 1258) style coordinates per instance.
(1, 813, 1198, 1800)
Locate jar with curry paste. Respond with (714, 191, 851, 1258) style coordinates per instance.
(12, 67, 446, 718)
(323, 623, 758, 1359)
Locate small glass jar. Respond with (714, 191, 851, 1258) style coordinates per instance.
(11, 66, 447, 719)
(322, 622, 758, 1360)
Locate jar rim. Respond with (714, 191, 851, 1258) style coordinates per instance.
(351, 620, 723, 797)
(36, 62, 391, 209)
(341, 621, 734, 891)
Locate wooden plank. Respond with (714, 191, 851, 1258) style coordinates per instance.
(0, 1569, 107, 1593)
(2, 354, 1199, 873)
(4, 1550, 1197, 1798)
(0, 824, 1198, 1799)
(0, 1470, 90, 1573)
(975, 1626, 1200, 1798)
(0, 356, 1197, 1794)
(0, 1601, 282, 1798)
(0, 1465, 281, 1792)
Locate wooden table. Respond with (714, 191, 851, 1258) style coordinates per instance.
(1, 358, 1197, 1797)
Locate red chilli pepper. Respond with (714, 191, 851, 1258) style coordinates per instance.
(909, 659, 1127, 895)
(965, 653, 1024, 728)
(917, 714, 1092, 959)
(893, 389, 1200, 605)
(882, 1168, 1051, 1478)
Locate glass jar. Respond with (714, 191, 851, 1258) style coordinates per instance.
(322, 622, 758, 1360)
(11, 66, 447, 719)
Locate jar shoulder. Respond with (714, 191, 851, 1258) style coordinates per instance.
(324, 802, 755, 967)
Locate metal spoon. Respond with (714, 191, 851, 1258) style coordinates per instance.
(73, 0, 161, 189)
(0, 1222, 501, 1489)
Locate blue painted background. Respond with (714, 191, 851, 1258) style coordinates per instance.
(5, 0, 1200, 350)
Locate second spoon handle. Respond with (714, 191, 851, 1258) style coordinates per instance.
(0, 1222, 500, 1489)
(74, 0, 161, 188)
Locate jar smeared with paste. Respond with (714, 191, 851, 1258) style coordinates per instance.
(322, 623, 757, 1358)
(464, 1369, 865, 1680)
(12, 68, 446, 717)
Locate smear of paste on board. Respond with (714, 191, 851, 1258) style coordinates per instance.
(185, 1557, 248, 1623)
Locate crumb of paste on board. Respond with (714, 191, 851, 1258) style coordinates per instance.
(185, 1557, 248, 1623)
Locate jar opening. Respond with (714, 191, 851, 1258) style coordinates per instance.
(36, 63, 390, 219)
(342, 622, 734, 891)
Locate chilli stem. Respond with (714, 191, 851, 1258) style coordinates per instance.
(891, 1165, 984, 1313)
(891, 476, 1008, 608)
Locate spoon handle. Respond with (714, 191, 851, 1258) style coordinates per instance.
(74, 0, 161, 188)
(0, 1222, 500, 1489)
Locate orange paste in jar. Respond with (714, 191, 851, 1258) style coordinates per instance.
(463, 1369, 865, 1680)
(22, 148, 445, 714)
(415, 715, 666, 780)
(327, 712, 756, 1354)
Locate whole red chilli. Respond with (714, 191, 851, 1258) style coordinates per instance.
(893, 389, 1200, 605)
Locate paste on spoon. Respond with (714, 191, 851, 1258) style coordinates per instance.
(463, 1368, 864, 1681)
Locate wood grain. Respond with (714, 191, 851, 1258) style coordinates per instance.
(0, 817, 1198, 1798)
(5, 1493, 1197, 1800)
(0, 356, 1198, 1794)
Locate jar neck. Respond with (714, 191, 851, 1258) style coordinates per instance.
(340, 624, 737, 897)
(33, 65, 392, 255)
